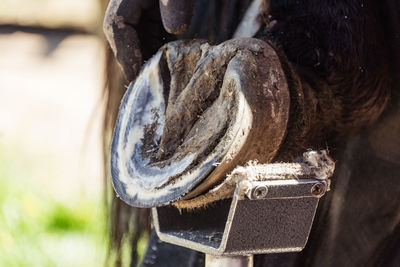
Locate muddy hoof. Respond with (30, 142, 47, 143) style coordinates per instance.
(111, 38, 290, 207)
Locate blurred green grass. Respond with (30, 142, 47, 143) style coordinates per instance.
(0, 144, 107, 267)
(0, 1, 149, 264)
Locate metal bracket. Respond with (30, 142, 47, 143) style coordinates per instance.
(153, 178, 327, 256)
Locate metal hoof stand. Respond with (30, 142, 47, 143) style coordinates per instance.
(153, 177, 328, 267)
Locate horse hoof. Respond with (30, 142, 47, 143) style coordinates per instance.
(111, 38, 290, 207)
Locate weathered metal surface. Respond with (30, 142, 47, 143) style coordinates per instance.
(153, 177, 328, 255)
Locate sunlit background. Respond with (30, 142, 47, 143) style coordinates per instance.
(0, 0, 107, 266)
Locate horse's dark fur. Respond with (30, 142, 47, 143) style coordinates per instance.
(267, 0, 392, 159)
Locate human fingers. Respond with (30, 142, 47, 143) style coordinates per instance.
(159, 0, 194, 35)
(103, 0, 155, 81)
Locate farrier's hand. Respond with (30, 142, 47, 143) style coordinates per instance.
(103, 0, 194, 81)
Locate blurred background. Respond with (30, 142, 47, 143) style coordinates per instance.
(0, 0, 109, 266)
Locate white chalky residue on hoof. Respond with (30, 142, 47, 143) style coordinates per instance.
(115, 51, 196, 202)
(220, 65, 253, 163)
